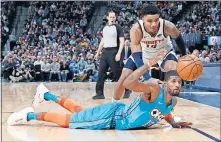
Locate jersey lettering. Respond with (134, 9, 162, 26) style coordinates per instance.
(141, 38, 165, 45)
(150, 108, 165, 121)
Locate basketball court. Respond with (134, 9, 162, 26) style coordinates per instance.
(1, 82, 220, 141)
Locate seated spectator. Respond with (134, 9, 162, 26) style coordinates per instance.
(2, 58, 16, 80)
(76, 56, 87, 70)
(49, 58, 61, 81)
(23, 65, 34, 82)
(66, 56, 72, 66)
(41, 58, 51, 81)
(85, 59, 95, 77)
(90, 71, 99, 82)
(192, 49, 200, 58)
(60, 60, 69, 82)
(205, 57, 210, 63)
(24, 58, 34, 70)
(75, 65, 87, 82)
(69, 55, 78, 75)
(9, 65, 25, 83)
(34, 56, 43, 66)
(199, 50, 207, 63)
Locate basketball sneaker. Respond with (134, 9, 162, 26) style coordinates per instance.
(7, 107, 34, 126)
(32, 83, 49, 108)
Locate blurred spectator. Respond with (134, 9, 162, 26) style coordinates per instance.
(60, 60, 69, 82)
(49, 58, 61, 81)
(23, 65, 34, 82)
(9, 65, 25, 83)
(76, 56, 87, 70)
(199, 50, 207, 63)
(69, 55, 78, 76)
(85, 59, 96, 79)
(75, 65, 87, 82)
(34, 56, 43, 66)
(205, 57, 210, 63)
(41, 58, 51, 81)
(192, 49, 200, 57)
(1, 2, 16, 48)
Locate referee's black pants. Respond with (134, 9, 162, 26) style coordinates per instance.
(96, 48, 122, 95)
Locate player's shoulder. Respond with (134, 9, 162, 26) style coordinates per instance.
(130, 22, 142, 33)
(144, 80, 161, 93)
(163, 19, 176, 30)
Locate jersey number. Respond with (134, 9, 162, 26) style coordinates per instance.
(147, 45, 157, 48)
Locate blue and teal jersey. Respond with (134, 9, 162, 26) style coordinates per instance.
(115, 86, 175, 130)
(69, 85, 175, 130)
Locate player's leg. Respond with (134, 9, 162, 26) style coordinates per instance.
(7, 107, 71, 128)
(113, 57, 136, 100)
(33, 83, 83, 113)
(8, 103, 124, 130)
(160, 50, 178, 72)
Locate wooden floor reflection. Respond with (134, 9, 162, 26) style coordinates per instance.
(1, 82, 220, 141)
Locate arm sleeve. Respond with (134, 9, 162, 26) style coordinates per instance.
(175, 34, 186, 56)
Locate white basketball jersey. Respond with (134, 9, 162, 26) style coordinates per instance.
(138, 18, 173, 63)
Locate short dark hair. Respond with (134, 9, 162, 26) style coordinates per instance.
(165, 70, 180, 81)
(141, 5, 160, 17)
(107, 10, 116, 16)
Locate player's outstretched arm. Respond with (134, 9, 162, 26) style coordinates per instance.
(123, 49, 167, 93)
(164, 98, 192, 128)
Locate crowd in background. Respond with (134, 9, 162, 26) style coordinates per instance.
(1, 1, 221, 83)
(1, 2, 16, 48)
(175, 1, 221, 49)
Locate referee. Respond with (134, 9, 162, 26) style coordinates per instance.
(93, 11, 124, 100)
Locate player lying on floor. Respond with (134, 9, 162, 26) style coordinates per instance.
(7, 50, 192, 130)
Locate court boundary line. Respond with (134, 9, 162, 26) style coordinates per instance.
(178, 97, 220, 110)
(191, 128, 221, 142)
(181, 92, 220, 95)
(177, 98, 220, 141)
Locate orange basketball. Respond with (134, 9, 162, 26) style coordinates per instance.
(176, 55, 203, 81)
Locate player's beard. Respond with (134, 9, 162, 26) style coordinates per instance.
(169, 89, 180, 96)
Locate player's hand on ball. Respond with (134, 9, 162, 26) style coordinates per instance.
(172, 122, 193, 128)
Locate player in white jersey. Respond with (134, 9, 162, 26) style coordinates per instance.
(113, 5, 186, 101)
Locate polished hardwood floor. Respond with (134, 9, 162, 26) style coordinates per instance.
(1, 82, 220, 141)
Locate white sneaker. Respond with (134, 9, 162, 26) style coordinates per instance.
(32, 83, 49, 108)
(7, 107, 34, 126)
